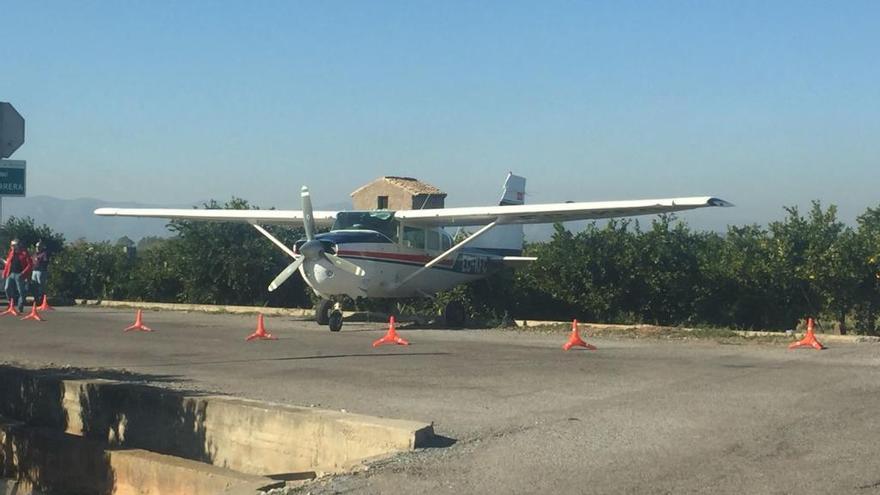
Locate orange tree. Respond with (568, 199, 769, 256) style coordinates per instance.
(0, 216, 65, 255)
(854, 206, 880, 334)
(164, 198, 310, 307)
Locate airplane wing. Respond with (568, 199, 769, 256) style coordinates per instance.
(93, 208, 338, 228)
(394, 196, 732, 227)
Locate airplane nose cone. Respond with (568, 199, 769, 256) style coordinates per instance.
(299, 240, 324, 260)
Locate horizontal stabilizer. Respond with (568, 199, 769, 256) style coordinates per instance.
(501, 256, 537, 267)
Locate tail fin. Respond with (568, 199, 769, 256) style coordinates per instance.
(499, 173, 526, 206)
(468, 173, 526, 255)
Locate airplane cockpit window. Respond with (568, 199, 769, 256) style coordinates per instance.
(403, 226, 426, 249)
(333, 211, 398, 241)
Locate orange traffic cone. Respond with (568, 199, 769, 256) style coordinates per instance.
(563, 319, 597, 351)
(0, 300, 20, 316)
(788, 317, 825, 350)
(246, 314, 277, 341)
(37, 295, 54, 311)
(124, 309, 153, 332)
(372, 316, 409, 347)
(20, 302, 45, 321)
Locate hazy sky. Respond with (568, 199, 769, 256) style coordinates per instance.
(2, 1, 878, 231)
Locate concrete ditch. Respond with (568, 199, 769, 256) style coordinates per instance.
(0, 366, 435, 494)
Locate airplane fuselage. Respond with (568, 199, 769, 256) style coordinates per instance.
(297, 227, 515, 299)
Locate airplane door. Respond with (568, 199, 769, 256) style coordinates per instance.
(402, 226, 426, 251)
(426, 229, 441, 255)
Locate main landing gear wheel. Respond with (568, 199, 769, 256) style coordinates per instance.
(315, 299, 332, 326)
(443, 301, 466, 328)
(328, 311, 344, 332)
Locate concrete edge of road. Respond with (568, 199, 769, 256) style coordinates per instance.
(0, 368, 436, 494)
(75, 299, 321, 317)
(0, 415, 288, 495)
(514, 319, 880, 344)
(73, 299, 880, 344)
(74, 299, 409, 323)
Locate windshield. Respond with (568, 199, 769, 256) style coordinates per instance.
(332, 211, 398, 240)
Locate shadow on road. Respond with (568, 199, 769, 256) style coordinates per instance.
(139, 351, 452, 368)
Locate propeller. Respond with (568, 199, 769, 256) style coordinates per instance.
(269, 257, 304, 292)
(267, 186, 365, 292)
(301, 185, 315, 241)
(325, 252, 366, 277)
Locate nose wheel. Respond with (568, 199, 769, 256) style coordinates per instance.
(316, 299, 345, 332)
(328, 311, 344, 332)
(315, 299, 332, 325)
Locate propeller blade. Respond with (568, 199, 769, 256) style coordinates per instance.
(268, 256, 305, 292)
(323, 253, 366, 277)
(301, 186, 315, 241)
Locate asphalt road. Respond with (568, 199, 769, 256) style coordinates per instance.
(2, 307, 879, 494)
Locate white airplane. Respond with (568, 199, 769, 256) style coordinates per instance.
(95, 174, 732, 331)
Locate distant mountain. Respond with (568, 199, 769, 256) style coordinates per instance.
(1, 196, 182, 242)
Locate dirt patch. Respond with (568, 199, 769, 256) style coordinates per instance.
(513, 322, 794, 345)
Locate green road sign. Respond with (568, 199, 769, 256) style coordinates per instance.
(0, 160, 26, 197)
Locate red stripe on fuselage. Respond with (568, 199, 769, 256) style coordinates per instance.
(336, 250, 455, 266)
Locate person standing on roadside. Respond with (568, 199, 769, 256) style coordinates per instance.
(31, 241, 49, 305)
(4, 239, 33, 313)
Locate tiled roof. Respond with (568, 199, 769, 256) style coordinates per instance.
(351, 176, 446, 197)
(382, 176, 445, 195)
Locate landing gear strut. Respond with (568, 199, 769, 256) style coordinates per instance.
(443, 300, 466, 328)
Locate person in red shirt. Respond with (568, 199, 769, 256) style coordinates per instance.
(3, 239, 33, 313)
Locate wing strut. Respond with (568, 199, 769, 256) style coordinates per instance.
(250, 222, 297, 259)
(394, 220, 499, 289)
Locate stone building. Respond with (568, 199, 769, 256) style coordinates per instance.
(350, 176, 446, 211)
